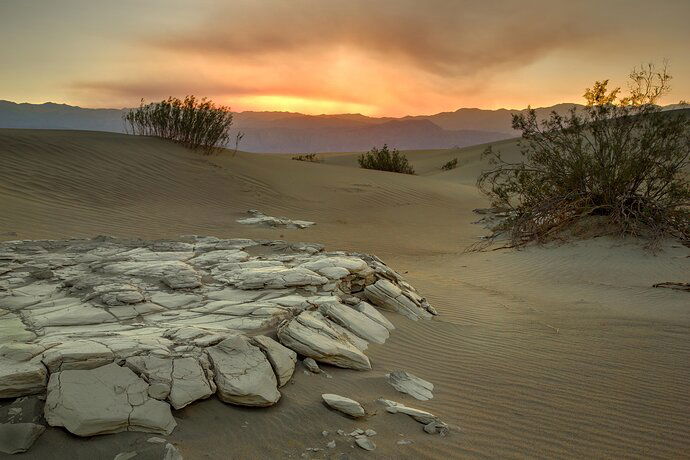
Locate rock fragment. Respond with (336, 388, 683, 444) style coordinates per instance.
(386, 370, 434, 400)
(354, 435, 376, 451)
(321, 394, 365, 418)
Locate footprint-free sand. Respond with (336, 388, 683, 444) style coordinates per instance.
(1, 129, 688, 459)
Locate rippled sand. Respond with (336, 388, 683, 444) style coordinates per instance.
(1, 129, 688, 459)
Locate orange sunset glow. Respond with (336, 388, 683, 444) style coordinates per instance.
(1, 0, 689, 115)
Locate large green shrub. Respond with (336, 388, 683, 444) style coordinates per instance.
(358, 144, 415, 174)
(123, 96, 236, 154)
(478, 63, 689, 246)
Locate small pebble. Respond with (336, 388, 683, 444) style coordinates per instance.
(355, 436, 376, 451)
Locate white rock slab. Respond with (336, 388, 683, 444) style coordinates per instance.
(277, 311, 371, 370)
(206, 335, 281, 406)
(364, 279, 432, 320)
(44, 363, 177, 436)
(316, 298, 390, 344)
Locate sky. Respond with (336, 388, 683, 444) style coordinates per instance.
(1, 0, 689, 117)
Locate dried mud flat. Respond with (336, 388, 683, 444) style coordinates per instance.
(0, 235, 446, 457)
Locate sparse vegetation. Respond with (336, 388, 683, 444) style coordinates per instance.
(123, 96, 237, 154)
(441, 158, 458, 171)
(291, 153, 322, 163)
(358, 144, 415, 174)
(478, 62, 690, 247)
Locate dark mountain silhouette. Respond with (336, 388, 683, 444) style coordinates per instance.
(9, 99, 679, 153)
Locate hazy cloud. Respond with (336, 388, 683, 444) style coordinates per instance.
(30, 0, 690, 114)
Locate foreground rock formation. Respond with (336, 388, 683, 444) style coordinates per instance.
(0, 235, 436, 450)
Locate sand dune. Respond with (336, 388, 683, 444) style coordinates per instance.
(1, 129, 689, 459)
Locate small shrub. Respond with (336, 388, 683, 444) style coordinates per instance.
(478, 62, 689, 247)
(123, 96, 236, 154)
(292, 153, 322, 163)
(441, 158, 458, 171)
(358, 144, 415, 174)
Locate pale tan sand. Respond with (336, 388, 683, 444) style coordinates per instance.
(1, 129, 689, 459)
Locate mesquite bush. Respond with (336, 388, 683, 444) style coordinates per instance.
(358, 144, 415, 174)
(478, 63, 689, 246)
(124, 96, 235, 154)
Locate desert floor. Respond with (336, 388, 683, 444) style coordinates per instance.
(1, 129, 688, 459)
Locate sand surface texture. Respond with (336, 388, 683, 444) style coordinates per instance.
(1, 129, 689, 459)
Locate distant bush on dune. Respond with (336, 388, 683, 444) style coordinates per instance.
(478, 62, 689, 247)
(291, 153, 323, 163)
(358, 144, 415, 174)
(441, 158, 458, 171)
(123, 96, 237, 154)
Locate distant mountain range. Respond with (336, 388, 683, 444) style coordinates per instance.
(1, 100, 686, 153)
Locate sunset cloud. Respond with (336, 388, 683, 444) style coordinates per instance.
(2, 0, 689, 115)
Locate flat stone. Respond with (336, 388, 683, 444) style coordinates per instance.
(0, 422, 45, 454)
(44, 363, 176, 436)
(386, 370, 434, 400)
(206, 335, 281, 407)
(251, 335, 296, 387)
(321, 394, 365, 418)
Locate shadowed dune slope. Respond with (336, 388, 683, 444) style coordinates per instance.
(1, 129, 689, 459)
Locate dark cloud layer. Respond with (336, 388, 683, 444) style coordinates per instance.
(51, 0, 690, 113)
(151, 0, 686, 77)
(152, 1, 585, 76)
